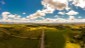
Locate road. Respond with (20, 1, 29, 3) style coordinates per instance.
(40, 29, 45, 48)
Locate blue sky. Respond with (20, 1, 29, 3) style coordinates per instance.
(0, 0, 85, 23)
(0, 0, 43, 16)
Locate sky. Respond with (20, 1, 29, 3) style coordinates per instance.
(0, 0, 85, 23)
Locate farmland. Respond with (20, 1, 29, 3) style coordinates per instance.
(0, 24, 85, 48)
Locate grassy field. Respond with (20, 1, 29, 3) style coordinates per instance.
(45, 29, 66, 48)
(0, 24, 42, 48)
(0, 24, 85, 48)
(0, 37, 39, 48)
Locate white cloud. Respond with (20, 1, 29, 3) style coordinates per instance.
(58, 12, 65, 15)
(22, 12, 26, 14)
(26, 0, 70, 20)
(2, 12, 10, 15)
(78, 16, 82, 19)
(42, 0, 85, 10)
(66, 10, 78, 15)
(42, 0, 69, 10)
(68, 16, 75, 20)
(0, 0, 72, 22)
(1, 12, 22, 22)
(2, 12, 10, 20)
(0, 11, 84, 23)
(1, 12, 85, 23)
(26, 8, 54, 19)
(0, 0, 85, 23)
(32, 17, 85, 23)
(65, 7, 71, 11)
(40, 17, 45, 19)
(72, 0, 85, 9)
(8, 14, 18, 18)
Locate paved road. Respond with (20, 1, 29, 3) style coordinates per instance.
(40, 29, 45, 48)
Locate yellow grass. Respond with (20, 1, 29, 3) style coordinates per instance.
(30, 28, 37, 30)
(65, 42, 80, 48)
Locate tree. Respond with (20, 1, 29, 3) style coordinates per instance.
(79, 27, 85, 48)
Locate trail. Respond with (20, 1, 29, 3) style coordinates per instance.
(40, 29, 45, 48)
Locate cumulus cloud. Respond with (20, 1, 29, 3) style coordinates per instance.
(2, 12, 10, 20)
(72, 0, 85, 9)
(0, 0, 85, 23)
(42, 0, 85, 10)
(0, 11, 83, 23)
(26, 8, 54, 19)
(1, 12, 23, 22)
(42, 0, 68, 10)
(27, 0, 70, 20)
(68, 16, 75, 20)
(66, 10, 78, 15)
(32, 17, 85, 23)
(0, 12, 85, 23)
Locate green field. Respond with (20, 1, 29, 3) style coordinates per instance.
(45, 29, 66, 48)
(0, 24, 85, 48)
(0, 25, 41, 48)
(0, 37, 39, 48)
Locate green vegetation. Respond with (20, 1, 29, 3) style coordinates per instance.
(0, 25, 41, 48)
(0, 24, 85, 48)
(45, 29, 66, 48)
(0, 38, 39, 48)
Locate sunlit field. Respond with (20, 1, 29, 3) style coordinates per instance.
(0, 24, 85, 48)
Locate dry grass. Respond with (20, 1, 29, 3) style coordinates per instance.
(65, 42, 80, 48)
